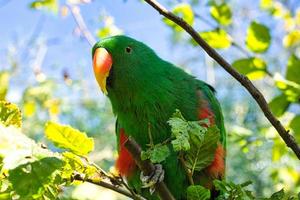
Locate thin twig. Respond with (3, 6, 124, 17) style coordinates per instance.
(73, 173, 135, 199)
(68, 4, 96, 46)
(179, 153, 194, 185)
(143, 0, 300, 160)
(124, 137, 176, 200)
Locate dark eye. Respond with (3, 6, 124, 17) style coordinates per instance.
(125, 46, 132, 54)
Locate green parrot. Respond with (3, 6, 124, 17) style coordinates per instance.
(92, 35, 226, 199)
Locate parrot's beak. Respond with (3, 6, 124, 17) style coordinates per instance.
(93, 48, 113, 95)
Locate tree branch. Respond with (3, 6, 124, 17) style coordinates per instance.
(68, 4, 96, 46)
(124, 137, 176, 200)
(72, 173, 137, 199)
(143, 0, 300, 160)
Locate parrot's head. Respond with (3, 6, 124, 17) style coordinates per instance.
(92, 35, 159, 96)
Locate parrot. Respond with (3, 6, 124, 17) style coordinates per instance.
(92, 35, 226, 200)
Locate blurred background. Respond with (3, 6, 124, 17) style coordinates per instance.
(1, 0, 300, 199)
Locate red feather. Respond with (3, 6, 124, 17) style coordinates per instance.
(197, 91, 225, 178)
(115, 129, 136, 176)
(116, 92, 225, 178)
(207, 144, 225, 178)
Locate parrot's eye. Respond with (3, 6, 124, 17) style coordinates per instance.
(125, 46, 132, 54)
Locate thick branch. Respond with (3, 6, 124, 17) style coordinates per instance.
(143, 0, 300, 159)
(124, 137, 176, 200)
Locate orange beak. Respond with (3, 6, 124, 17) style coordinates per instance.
(93, 48, 113, 95)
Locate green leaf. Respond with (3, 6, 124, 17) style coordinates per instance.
(61, 152, 98, 180)
(23, 80, 55, 104)
(45, 121, 94, 156)
(260, 0, 273, 10)
(185, 125, 220, 172)
(168, 110, 208, 153)
(163, 3, 194, 32)
(187, 185, 211, 200)
(30, 0, 59, 13)
(283, 30, 300, 48)
(232, 57, 267, 80)
(171, 134, 190, 152)
(8, 157, 64, 199)
(268, 94, 290, 117)
(246, 21, 271, 53)
(141, 144, 170, 163)
(198, 29, 231, 49)
(286, 54, 300, 85)
(274, 73, 300, 102)
(269, 189, 285, 200)
(0, 101, 22, 128)
(213, 180, 255, 199)
(0, 124, 60, 170)
(289, 116, 300, 143)
(168, 110, 190, 151)
(210, 3, 232, 26)
(0, 72, 9, 101)
(96, 15, 123, 39)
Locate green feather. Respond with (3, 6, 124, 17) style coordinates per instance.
(93, 35, 226, 199)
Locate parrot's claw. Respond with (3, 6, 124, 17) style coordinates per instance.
(140, 164, 164, 194)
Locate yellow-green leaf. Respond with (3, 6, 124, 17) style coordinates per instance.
(187, 185, 211, 200)
(23, 101, 36, 117)
(289, 116, 300, 143)
(246, 21, 271, 53)
(45, 121, 94, 156)
(30, 0, 59, 13)
(268, 94, 290, 117)
(274, 73, 300, 102)
(163, 3, 194, 32)
(260, 0, 273, 10)
(0, 72, 9, 101)
(0, 101, 21, 128)
(210, 3, 232, 26)
(232, 57, 267, 80)
(286, 54, 300, 84)
(197, 29, 231, 49)
(283, 30, 300, 48)
(8, 157, 64, 199)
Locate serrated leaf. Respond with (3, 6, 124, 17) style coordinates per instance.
(8, 157, 64, 199)
(0, 101, 21, 128)
(187, 185, 211, 200)
(269, 189, 285, 200)
(171, 134, 190, 152)
(168, 110, 207, 152)
(0, 72, 9, 101)
(268, 94, 290, 117)
(213, 180, 255, 199)
(286, 54, 300, 85)
(246, 21, 271, 53)
(210, 3, 232, 26)
(61, 152, 98, 180)
(198, 29, 231, 49)
(283, 30, 300, 48)
(163, 3, 194, 32)
(232, 57, 267, 80)
(185, 126, 220, 172)
(45, 122, 94, 156)
(274, 73, 300, 102)
(141, 144, 170, 163)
